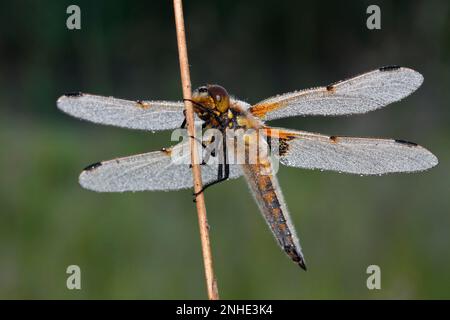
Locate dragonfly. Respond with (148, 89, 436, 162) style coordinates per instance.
(57, 66, 438, 270)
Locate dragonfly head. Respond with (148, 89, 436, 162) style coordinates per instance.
(192, 84, 230, 114)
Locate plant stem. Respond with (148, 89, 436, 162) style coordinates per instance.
(173, 0, 219, 300)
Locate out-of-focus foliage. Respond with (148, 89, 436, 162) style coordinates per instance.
(0, 0, 449, 299)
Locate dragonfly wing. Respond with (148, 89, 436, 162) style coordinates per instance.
(266, 128, 438, 175)
(57, 93, 188, 131)
(250, 67, 423, 120)
(79, 141, 242, 192)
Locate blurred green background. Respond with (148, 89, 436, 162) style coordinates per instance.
(0, 0, 449, 299)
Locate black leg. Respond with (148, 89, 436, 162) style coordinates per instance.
(180, 110, 187, 129)
(193, 132, 229, 200)
(187, 135, 207, 168)
(189, 135, 207, 149)
(189, 136, 219, 169)
(196, 135, 217, 166)
(193, 165, 229, 199)
(266, 134, 272, 153)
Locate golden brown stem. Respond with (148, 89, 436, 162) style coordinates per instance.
(173, 0, 219, 300)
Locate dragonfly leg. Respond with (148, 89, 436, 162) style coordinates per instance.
(193, 132, 229, 201)
(192, 165, 229, 201)
(180, 110, 187, 129)
(188, 135, 216, 168)
(189, 135, 207, 149)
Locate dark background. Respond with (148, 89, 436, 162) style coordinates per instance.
(0, 0, 449, 299)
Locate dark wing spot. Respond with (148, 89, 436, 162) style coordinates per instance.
(83, 162, 102, 171)
(329, 136, 338, 143)
(161, 147, 172, 156)
(395, 139, 418, 147)
(326, 84, 336, 92)
(326, 79, 343, 90)
(136, 100, 151, 108)
(379, 65, 401, 72)
(64, 92, 83, 97)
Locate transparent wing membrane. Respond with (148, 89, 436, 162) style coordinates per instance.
(79, 141, 242, 192)
(268, 128, 438, 175)
(250, 67, 423, 120)
(57, 93, 186, 131)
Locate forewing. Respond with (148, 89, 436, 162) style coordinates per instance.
(57, 93, 187, 131)
(250, 67, 423, 120)
(79, 141, 242, 192)
(269, 128, 438, 175)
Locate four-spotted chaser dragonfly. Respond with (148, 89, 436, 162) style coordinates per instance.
(57, 66, 438, 270)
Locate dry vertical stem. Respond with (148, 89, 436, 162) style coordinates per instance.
(173, 0, 219, 300)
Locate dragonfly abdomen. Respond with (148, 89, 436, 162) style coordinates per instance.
(242, 163, 306, 270)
